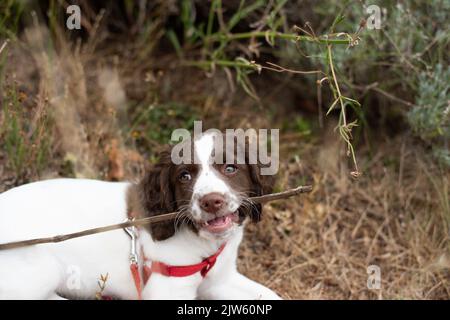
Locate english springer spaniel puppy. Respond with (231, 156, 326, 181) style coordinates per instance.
(0, 133, 281, 300)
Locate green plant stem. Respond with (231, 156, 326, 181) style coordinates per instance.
(208, 31, 351, 44)
(327, 44, 359, 174)
(327, 45, 347, 126)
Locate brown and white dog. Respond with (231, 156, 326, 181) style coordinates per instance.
(0, 133, 281, 299)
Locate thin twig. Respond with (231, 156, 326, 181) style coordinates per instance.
(181, 59, 260, 70)
(0, 185, 313, 250)
(0, 39, 10, 55)
(249, 185, 312, 203)
(262, 62, 324, 75)
(371, 86, 417, 108)
(352, 82, 417, 108)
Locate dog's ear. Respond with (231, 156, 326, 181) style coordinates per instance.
(135, 149, 177, 240)
(248, 162, 275, 223)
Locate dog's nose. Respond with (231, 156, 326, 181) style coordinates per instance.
(199, 193, 225, 214)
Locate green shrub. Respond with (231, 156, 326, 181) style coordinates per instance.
(408, 64, 450, 166)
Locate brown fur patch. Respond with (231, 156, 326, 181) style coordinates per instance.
(126, 137, 276, 241)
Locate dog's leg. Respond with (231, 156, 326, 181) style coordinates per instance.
(48, 293, 67, 300)
(199, 271, 282, 300)
(141, 274, 200, 300)
(0, 248, 63, 300)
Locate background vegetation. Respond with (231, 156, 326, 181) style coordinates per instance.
(0, 0, 449, 299)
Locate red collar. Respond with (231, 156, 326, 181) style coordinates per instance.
(130, 244, 226, 300)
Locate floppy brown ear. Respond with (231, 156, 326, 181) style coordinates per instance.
(134, 150, 177, 240)
(248, 163, 276, 223)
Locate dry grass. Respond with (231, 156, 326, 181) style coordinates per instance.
(241, 134, 450, 299)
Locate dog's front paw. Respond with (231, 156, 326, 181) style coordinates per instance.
(254, 291, 282, 300)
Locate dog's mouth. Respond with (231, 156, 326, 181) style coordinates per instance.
(199, 211, 239, 233)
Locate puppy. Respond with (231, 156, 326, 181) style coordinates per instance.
(0, 133, 281, 299)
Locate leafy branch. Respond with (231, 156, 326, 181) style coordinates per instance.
(171, 0, 362, 176)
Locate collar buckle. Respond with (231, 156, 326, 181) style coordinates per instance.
(123, 219, 139, 264)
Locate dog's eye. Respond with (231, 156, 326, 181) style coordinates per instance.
(179, 171, 192, 182)
(223, 164, 238, 175)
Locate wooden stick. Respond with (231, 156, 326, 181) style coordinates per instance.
(249, 185, 312, 203)
(0, 185, 312, 250)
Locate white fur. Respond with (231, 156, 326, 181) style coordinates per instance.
(0, 134, 281, 300)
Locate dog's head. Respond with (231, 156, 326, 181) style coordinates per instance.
(130, 132, 274, 241)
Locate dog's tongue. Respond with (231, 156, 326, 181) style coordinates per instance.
(207, 216, 229, 226)
(204, 214, 235, 233)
